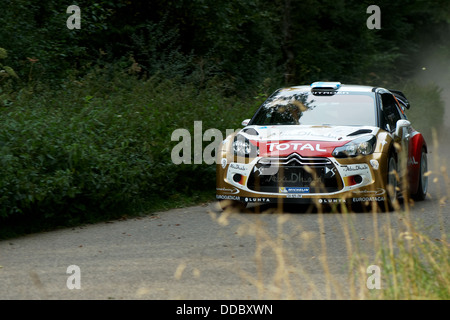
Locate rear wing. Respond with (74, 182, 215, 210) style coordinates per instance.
(390, 89, 410, 109)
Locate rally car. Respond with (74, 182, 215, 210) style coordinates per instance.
(216, 82, 428, 211)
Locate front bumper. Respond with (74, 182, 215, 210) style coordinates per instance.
(216, 152, 388, 205)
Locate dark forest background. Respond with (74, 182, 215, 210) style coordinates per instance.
(2, 0, 450, 89)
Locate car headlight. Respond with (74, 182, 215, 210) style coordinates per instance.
(232, 135, 258, 157)
(332, 135, 376, 158)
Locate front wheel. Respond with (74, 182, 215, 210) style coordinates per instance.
(385, 153, 399, 210)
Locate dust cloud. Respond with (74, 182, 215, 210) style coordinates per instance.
(413, 47, 450, 128)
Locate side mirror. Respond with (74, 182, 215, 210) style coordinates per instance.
(241, 119, 250, 127)
(395, 119, 411, 138)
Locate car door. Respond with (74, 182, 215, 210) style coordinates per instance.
(380, 92, 411, 177)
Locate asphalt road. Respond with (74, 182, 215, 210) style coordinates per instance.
(0, 135, 448, 300)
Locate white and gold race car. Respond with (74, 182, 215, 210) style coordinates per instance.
(216, 82, 428, 211)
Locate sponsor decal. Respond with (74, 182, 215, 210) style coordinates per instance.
(343, 164, 369, 172)
(279, 187, 310, 193)
(277, 130, 345, 140)
(267, 142, 327, 152)
(216, 187, 240, 194)
(244, 197, 271, 203)
(268, 173, 321, 184)
(286, 194, 303, 198)
(311, 91, 350, 95)
(216, 195, 240, 201)
(352, 197, 385, 202)
(352, 188, 386, 196)
(318, 198, 347, 203)
(229, 163, 247, 171)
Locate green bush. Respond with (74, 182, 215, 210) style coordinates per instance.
(0, 68, 258, 228)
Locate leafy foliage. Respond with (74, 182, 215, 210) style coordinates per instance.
(0, 69, 257, 225)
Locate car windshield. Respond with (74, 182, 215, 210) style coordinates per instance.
(250, 91, 376, 126)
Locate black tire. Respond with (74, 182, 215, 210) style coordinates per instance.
(411, 148, 428, 201)
(385, 152, 398, 211)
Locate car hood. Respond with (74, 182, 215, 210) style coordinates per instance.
(241, 125, 378, 141)
(238, 125, 380, 157)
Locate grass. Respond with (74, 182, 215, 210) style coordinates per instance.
(371, 129, 449, 299)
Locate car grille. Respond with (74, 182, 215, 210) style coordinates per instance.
(247, 153, 341, 193)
